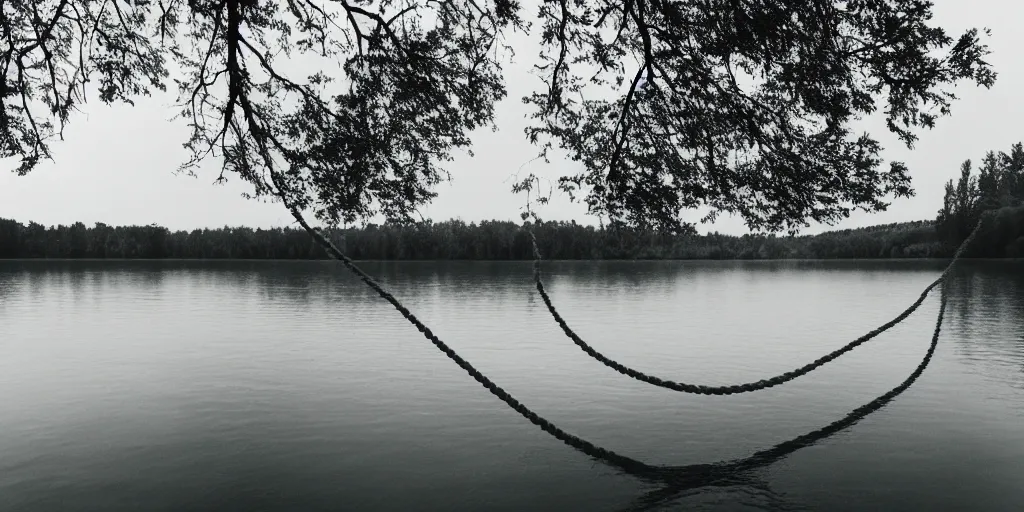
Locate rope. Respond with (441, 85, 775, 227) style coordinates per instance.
(631, 283, 948, 509)
(283, 206, 653, 474)
(529, 214, 986, 396)
(279, 195, 960, 477)
(732, 279, 947, 470)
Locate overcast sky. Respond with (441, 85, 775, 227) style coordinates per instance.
(1, 1, 1021, 236)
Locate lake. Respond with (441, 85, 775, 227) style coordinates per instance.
(0, 259, 1022, 511)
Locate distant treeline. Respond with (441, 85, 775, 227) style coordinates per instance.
(1, 210, 1022, 260)
(3, 142, 1024, 261)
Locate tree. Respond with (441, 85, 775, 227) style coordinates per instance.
(935, 140, 1024, 251)
(936, 179, 956, 243)
(2, 1, 996, 234)
(977, 150, 1002, 211)
(1000, 143, 1024, 205)
(954, 159, 980, 240)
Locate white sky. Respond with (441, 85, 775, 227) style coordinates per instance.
(1, 1, 1020, 236)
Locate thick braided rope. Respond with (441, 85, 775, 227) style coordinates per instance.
(633, 285, 949, 507)
(733, 279, 947, 469)
(529, 215, 985, 396)
(284, 207, 653, 474)
(282, 202, 954, 483)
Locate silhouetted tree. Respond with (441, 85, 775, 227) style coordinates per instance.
(936, 160, 980, 244)
(1, 1, 996, 236)
(999, 143, 1024, 206)
(935, 141, 1024, 254)
(978, 151, 1003, 212)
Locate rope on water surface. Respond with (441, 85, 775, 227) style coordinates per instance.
(528, 213, 987, 396)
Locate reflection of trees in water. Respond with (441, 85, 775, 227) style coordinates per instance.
(943, 261, 1024, 388)
(249, 260, 747, 308)
(538, 259, 948, 292)
(33, 259, 950, 312)
(0, 266, 18, 307)
(245, 261, 546, 306)
(0, 261, 167, 307)
(72, 259, 773, 310)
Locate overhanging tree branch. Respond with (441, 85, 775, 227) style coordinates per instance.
(0, 0, 998, 234)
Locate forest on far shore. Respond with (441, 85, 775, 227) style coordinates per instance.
(2, 206, 1022, 261)
(3, 142, 1024, 261)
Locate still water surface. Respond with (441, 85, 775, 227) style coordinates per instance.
(0, 259, 1022, 511)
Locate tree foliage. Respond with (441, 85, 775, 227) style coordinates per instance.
(525, 0, 996, 232)
(936, 141, 1024, 255)
(2, 0, 996, 233)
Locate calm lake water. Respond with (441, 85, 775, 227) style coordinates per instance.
(0, 259, 1022, 511)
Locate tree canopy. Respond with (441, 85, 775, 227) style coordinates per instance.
(937, 142, 1024, 246)
(1, 0, 996, 233)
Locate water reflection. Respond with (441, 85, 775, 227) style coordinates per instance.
(1, 259, 1021, 511)
(943, 262, 1024, 391)
(0, 258, 961, 309)
(615, 288, 948, 511)
(0, 268, 17, 308)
